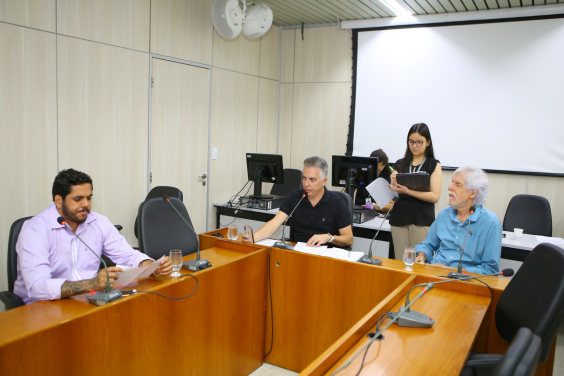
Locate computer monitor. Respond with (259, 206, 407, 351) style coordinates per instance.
(331, 155, 379, 202)
(246, 153, 284, 199)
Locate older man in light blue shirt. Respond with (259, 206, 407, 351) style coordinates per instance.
(415, 166, 501, 274)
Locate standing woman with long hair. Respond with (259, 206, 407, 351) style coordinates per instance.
(389, 123, 442, 261)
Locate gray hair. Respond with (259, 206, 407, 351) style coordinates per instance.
(303, 156, 328, 179)
(453, 166, 489, 206)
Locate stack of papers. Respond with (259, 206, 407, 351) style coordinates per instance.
(536, 235, 564, 247)
(293, 242, 364, 262)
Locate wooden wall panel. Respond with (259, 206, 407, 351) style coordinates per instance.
(280, 29, 295, 83)
(57, 35, 149, 246)
(209, 68, 259, 229)
(293, 26, 352, 83)
(0, 23, 57, 291)
(277, 84, 293, 167)
(256, 78, 279, 154)
(57, 0, 150, 52)
(259, 25, 280, 81)
(213, 29, 261, 76)
(150, 0, 213, 65)
(290, 83, 351, 184)
(0, 0, 55, 32)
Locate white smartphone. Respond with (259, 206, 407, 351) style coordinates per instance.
(244, 225, 254, 243)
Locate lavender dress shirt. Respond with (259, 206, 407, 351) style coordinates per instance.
(14, 204, 151, 304)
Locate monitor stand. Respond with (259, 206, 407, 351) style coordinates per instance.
(250, 176, 273, 199)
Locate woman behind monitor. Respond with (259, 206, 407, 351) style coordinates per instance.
(389, 123, 443, 261)
(354, 149, 393, 211)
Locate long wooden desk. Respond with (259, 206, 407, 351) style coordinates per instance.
(0, 230, 555, 376)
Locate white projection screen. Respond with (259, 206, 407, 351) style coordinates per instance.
(352, 17, 564, 176)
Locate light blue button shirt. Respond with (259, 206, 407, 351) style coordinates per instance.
(415, 205, 502, 274)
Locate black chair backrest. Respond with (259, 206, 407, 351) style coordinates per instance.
(492, 327, 542, 376)
(503, 194, 552, 237)
(270, 169, 303, 197)
(137, 197, 198, 259)
(334, 191, 353, 223)
(495, 243, 564, 363)
(134, 186, 183, 239)
(8, 216, 32, 293)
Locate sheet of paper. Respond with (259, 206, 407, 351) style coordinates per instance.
(115, 256, 164, 289)
(365, 177, 397, 209)
(535, 235, 564, 246)
(293, 242, 328, 255)
(323, 248, 364, 262)
(114, 266, 143, 289)
(137, 256, 164, 279)
(256, 239, 278, 247)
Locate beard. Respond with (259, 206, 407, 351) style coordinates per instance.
(449, 194, 467, 209)
(62, 200, 90, 224)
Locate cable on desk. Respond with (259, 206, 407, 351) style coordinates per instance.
(437, 275, 494, 300)
(218, 181, 255, 227)
(134, 274, 199, 300)
(353, 312, 390, 376)
(473, 277, 494, 300)
(264, 246, 275, 358)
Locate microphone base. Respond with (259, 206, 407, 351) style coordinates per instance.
(183, 259, 212, 272)
(87, 290, 123, 306)
(391, 306, 435, 328)
(447, 271, 470, 279)
(358, 256, 382, 266)
(273, 241, 294, 250)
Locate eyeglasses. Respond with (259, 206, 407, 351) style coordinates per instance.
(408, 140, 425, 147)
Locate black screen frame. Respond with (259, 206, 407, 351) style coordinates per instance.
(348, 14, 564, 177)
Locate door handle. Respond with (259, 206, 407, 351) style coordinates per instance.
(199, 174, 207, 179)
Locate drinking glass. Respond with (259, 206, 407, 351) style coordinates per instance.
(170, 249, 183, 277)
(403, 247, 416, 271)
(227, 225, 238, 240)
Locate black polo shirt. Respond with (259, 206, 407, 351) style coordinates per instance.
(279, 187, 352, 244)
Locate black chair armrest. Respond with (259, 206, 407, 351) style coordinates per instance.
(464, 353, 504, 376)
(0, 291, 25, 311)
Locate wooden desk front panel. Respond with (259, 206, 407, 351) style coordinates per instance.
(0, 249, 268, 376)
(265, 249, 412, 372)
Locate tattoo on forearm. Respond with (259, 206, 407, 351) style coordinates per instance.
(61, 278, 98, 299)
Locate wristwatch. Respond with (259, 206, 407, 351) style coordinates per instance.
(327, 233, 335, 244)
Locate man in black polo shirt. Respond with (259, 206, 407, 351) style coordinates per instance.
(243, 156, 353, 248)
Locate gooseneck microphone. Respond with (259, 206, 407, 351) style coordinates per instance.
(398, 268, 514, 328)
(57, 217, 123, 306)
(330, 283, 435, 376)
(448, 206, 476, 279)
(359, 197, 397, 265)
(162, 195, 211, 272)
(274, 191, 307, 250)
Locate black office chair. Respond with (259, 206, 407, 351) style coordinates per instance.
(501, 194, 552, 261)
(0, 216, 32, 310)
(270, 169, 302, 196)
(134, 186, 184, 239)
(463, 243, 564, 376)
(464, 328, 542, 376)
(502, 194, 552, 237)
(137, 197, 198, 259)
(492, 328, 541, 376)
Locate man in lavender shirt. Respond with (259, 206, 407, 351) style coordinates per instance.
(13, 169, 172, 304)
